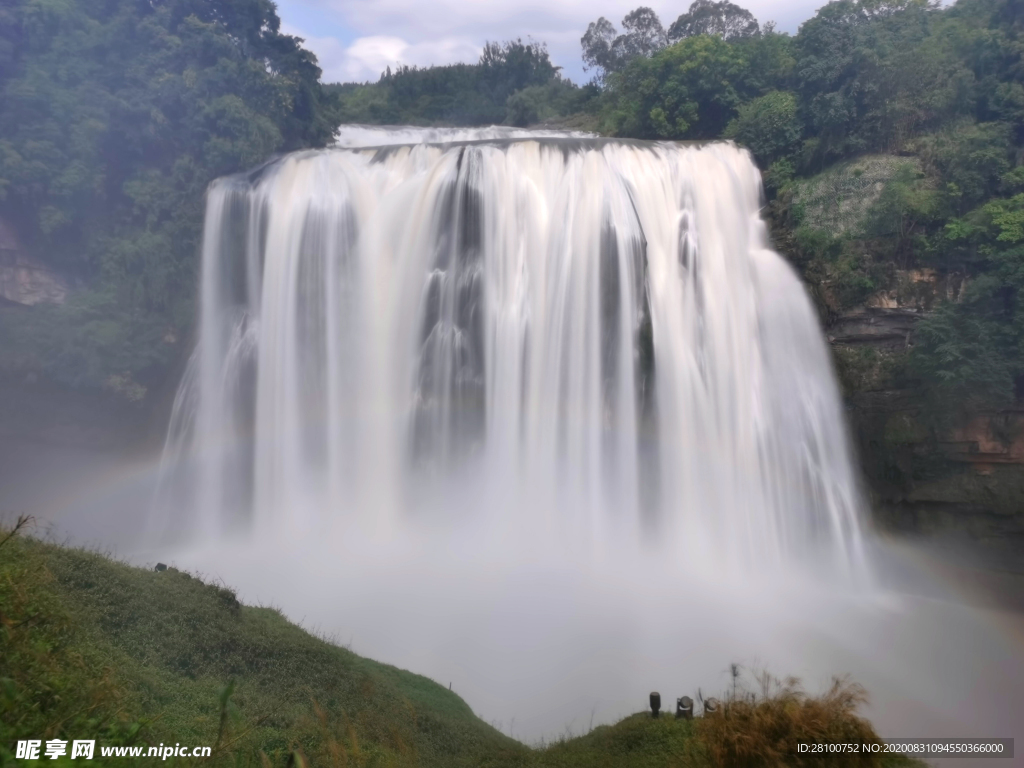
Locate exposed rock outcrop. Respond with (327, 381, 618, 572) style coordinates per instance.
(0, 218, 69, 306)
(826, 270, 1024, 570)
(828, 306, 919, 347)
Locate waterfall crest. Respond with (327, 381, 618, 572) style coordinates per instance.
(155, 135, 865, 573)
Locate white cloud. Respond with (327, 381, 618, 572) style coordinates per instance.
(344, 36, 482, 80)
(284, 23, 482, 83)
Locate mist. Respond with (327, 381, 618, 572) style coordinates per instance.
(5, 450, 1022, 757)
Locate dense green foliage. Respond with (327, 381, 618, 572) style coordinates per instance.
(2, 0, 1022, 429)
(328, 40, 593, 128)
(581, 1, 762, 82)
(585, 0, 1023, 423)
(668, 0, 760, 43)
(0, 520, 153, 766)
(581, 8, 669, 80)
(0, 525, 530, 766)
(602, 35, 746, 138)
(722, 91, 801, 166)
(913, 189, 1024, 411)
(0, 0, 337, 393)
(1, 525, 923, 767)
(0, 22, 593, 399)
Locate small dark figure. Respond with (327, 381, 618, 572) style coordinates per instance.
(155, 563, 167, 572)
(704, 697, 721, 715)
(650, 691, 661, 718)
(676, 696, 693, 719)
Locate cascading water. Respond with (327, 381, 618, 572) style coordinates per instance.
(150, 132, 1024, 750)
(155, 135, 865, 574)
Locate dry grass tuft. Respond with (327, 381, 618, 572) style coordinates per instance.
(698, 670, 887, 768)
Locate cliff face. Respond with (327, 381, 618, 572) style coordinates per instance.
(775, 155, 1024, 571)
(0, 218, 69, 307)
(827, 270, 1024, 571)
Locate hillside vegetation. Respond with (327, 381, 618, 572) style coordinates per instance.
(597, 0, 1021, 438)
(4, 0, 1021, 438)
(0, 1, 598, 400)
(0, 519, 530, 767)
(335, 0, 1023, 435)
(327, 40, 597, 129)
(0, 522, 922, 767)
(542, 0, 1024, 538)
(0, 0, 337, 398)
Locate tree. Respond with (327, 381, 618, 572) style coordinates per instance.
(0, 0, 338, 392)
(614, 8, 669, 60)
(582, 17, 619, 78)
(912, 193, 1024, 412)
(668, 0, 760, 42)
(505, 79, 596, 127)
(330, 39, 562, 126)
(792, 0, 963, 164)
(724, 91, 802, 164)
(604, 34, 748, 139)
(479, 39, 558, 107)
(581, 8, 668, 82)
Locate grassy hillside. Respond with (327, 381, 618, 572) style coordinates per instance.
(0, 522, 528, 767)
(0, 521, 923, 767)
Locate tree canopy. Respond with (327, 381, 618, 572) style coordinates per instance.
(329, 39, 571, 126)
(588, 0, 1023, 420)
(2, 0, 1023, 424)
(581, 7, 670, 81)
(667, 0, 761, 42)
(0, 0, 337, 392)
(581, 1, 764, 82)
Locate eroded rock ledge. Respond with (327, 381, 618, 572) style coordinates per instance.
(825, 271, 1024, 571)
(0, 218, 69, 307)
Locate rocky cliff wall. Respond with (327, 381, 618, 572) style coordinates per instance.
(828, 271, 1024, 572)
(0, 218, 69, 307)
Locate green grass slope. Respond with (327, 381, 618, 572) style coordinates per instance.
(0, 524, 924, 767)
(1, 527, 528, 766)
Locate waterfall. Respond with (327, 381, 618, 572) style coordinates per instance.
(155, 133, 866, 574)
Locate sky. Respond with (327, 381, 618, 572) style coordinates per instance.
(275, 0, 830, 86)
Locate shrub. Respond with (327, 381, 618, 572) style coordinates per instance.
(697, 672, 885, 768)
(724, 91, 802, 166)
